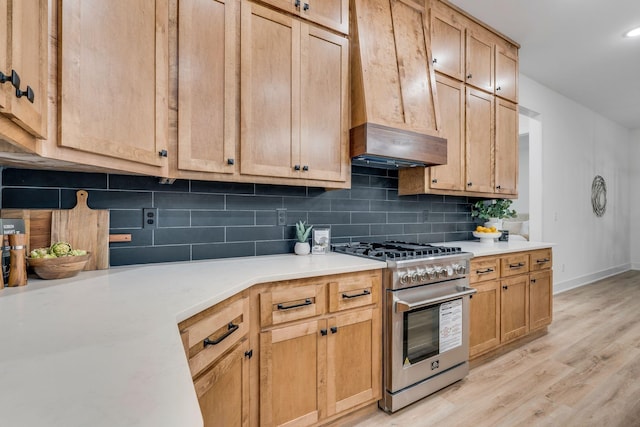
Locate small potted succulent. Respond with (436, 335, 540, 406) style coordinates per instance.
(294, 220, 313, 255)
(471, 199, 517, 229)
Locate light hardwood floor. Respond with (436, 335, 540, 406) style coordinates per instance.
(347, 270, 640, 427)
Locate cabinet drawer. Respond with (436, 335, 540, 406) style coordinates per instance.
(470, 257, 499, 283)
(529, 249, 552, 271)
(260, 283, 325, 327)
(180, 296, 250, 379)
(501, 253, 530, 277)
(329, 270, 380, 313)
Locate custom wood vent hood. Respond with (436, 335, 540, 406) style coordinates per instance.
(350, 0, 446, 169)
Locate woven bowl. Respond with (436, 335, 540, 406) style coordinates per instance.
(27, 253, 91, 280)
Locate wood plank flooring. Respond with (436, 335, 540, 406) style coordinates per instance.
(347, 270, 640, 427)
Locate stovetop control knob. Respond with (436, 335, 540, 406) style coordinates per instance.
(411, 270, 421, 283)
(426, 268, 437, 279)
(453, 263, 466, 275)
(434, 266, 444, 278)
(419, 269, 428, 281)
(400, 272, 411, 285)
(446, 265, 454, 277)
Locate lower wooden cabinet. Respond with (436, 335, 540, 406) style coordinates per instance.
(469, 280, 500, 358)
(194, 339, 251, 427)
(500, 274, 529, 343)
(469, 248, 553, 359)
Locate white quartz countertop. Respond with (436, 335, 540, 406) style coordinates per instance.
(441, 239, 555, 257)
(0, 253, 385, 427)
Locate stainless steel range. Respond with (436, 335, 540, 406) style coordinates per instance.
(334, 241, 476, 413)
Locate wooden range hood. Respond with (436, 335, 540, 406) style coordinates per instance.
(350, 0, 446, 168)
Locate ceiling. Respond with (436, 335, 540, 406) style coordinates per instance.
(448, 0, 640, 130)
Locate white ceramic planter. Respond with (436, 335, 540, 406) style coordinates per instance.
(294, 242, 310, 255)
(484, 218, 503, 230)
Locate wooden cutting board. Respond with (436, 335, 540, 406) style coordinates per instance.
(50, 190, 109, 270)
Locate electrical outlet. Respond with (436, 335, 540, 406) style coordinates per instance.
(143, 208, 158, 229)
(276, 208, 287, 226)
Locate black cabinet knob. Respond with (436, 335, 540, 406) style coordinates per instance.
(467, 73, 473, 79)
(158, 149, 168, 157)
(16, 85, 34, 103)
(294, 164, 301, 171)
(320, 329, 328, 336)
(432, 178, 438, 184)
(432, 58, 438, 64)
(330, 326, 338, 334)
(303, 2, 309, 11)
(294, 0, 300, 7)
(496, 86, 502, 91)
(302, 165, 309, 171)
(496, 185, 501, 190)
(467, 182, 473, 187)
(227, 158, 235, 165)
(502, 285, 508, 290)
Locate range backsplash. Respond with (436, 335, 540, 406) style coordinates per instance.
(1, 167, 476, 266)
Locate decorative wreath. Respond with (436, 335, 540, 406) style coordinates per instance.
(591, 175, 606, 217)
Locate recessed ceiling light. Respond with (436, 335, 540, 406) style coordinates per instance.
(625, 26, 640, 38)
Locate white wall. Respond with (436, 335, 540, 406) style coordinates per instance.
(629, 129, 640, 268)
(519, 74, 632, 293)
(511, 133, 529, 215)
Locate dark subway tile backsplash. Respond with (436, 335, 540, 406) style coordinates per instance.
(1, 167, 476, 267)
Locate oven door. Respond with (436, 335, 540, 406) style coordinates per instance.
(386, 278, 476, 393)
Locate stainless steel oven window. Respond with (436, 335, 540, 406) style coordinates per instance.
(403, 304, 439, 364)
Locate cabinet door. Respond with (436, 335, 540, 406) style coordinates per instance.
(495, 44, 518, 102)
(430, 8, 464, 81)
(0, 0, 48, 138)
(465, 87, 494, 193)
(299, 25, 348, 182)
(260, 319, 324, 427)
(469, 280, 500, 358)
(465, 27, 494, 93)
(59, 0, 168, 168)
(429, 73, 465, 190)
(240, 2, 299, 179)
(326, 308, 381, 416)
(177, 0, 237, 174)
(194, 339, 250, 427)
(500, 275, 529, 342)
(304, 0, 348, 34)
(529, 270, 553, 331)
(494, 98, 518, 195)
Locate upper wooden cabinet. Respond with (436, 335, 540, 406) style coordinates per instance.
(58, 0, 169, 170)
(494, 98, 518, 195)
(258, 0, 348, 34)
(0, 0, 48, 139)
(465, 87, 494, 193)
(240, 1, 349, 184)
(465, 26, 495, 93)
(177, 0, 238, 175)
(495, 43, 518, 103)
(430, 7, 464, 81)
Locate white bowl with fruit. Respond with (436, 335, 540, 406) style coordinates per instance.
(472, 226, 502, 243)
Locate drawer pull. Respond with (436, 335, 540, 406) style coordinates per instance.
(203, 322, 239, 347)
(342, 289, 371, 299)
(508, 262, 526, 269)
(330, 326, 338, 334)
(277, 298, 312, 311)
(476, 268, 495, 274)
(536, 258, 550, 264)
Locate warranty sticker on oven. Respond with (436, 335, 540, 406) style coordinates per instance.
(439, 299, 463, 353)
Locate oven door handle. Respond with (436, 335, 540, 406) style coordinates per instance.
(395, 287, 477, 312)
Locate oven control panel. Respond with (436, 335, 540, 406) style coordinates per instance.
(397, 260, 469, 287)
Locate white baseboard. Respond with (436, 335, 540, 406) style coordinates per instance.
(553, 263, 632, 294)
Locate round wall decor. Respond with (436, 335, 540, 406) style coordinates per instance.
(591, 175, 606, 217)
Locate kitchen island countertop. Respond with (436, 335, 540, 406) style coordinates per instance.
(0, 253, 385, 427)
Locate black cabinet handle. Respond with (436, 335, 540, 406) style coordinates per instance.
(342, 289, 370, 299)
(16, 85, 34, 103)
(536, 258, 550, 264)
(320, 329, 328, 336)
(476, 268, 494, 274)
(227, 158, 235, 165)
(303, 2, 309, 11)
(496, 86, 502, 91)
(203, 322, 239, 347)
(432, 58, 438, 64)
(0, 70, 12, 84)
(294, 0, 300, 7)
(330, 326, 338, 334)
(467, 182, 473, 187)
(294, 164, 301, 171)
(244, 349, 253, 359)
(508, 262, 526, 269)
(496, 185, 502, 190)
(467, 73, 473, 79)
(158, 149, 168, 157)
(3, 69, 20, 89)
(502, 285, 508, 290)
(531, 279, 537, 284)
(302, 165, 309, 171)
(432, 178, 438, 184)
(277, 298, 312, 311)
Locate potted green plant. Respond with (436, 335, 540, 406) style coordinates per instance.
(471, 199, 517, 229)
(294, 220, 313, 255)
